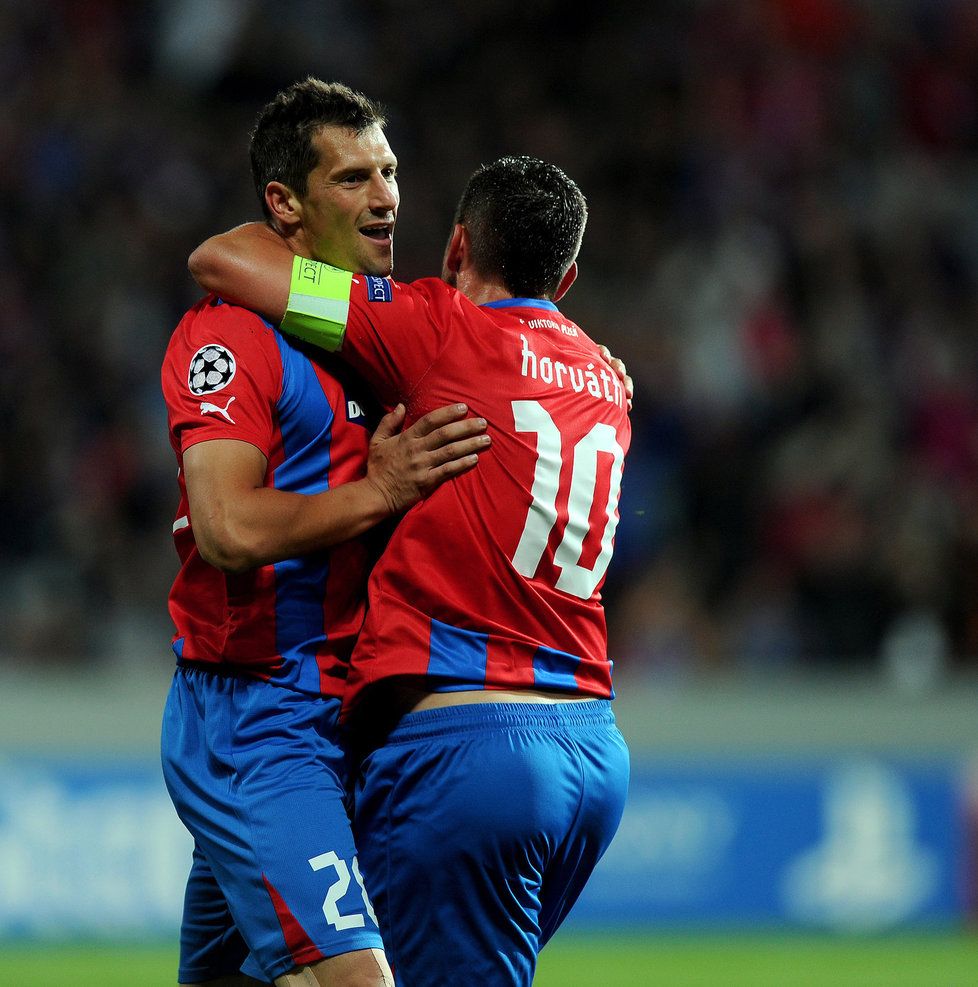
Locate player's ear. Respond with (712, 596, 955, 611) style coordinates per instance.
(442, 223, 468, 277)
(553, 261, 578, 302)
(264, 181, 301, 231)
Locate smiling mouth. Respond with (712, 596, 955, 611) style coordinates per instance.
(360, 224, 393, 240)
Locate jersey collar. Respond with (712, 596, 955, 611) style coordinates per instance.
(480, 297, 559, 311)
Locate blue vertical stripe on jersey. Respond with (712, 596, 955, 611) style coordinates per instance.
(271, 334, 335, 694)
(427, 619, 489, 687)
(531, 643, 582, 691)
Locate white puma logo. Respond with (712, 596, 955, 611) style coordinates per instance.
(200, 395, 236, 423)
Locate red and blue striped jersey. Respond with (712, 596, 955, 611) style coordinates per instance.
(161, 296, 373, 697)
(335, 276, 631, 714)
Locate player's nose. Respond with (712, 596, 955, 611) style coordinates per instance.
(368, 173, 398, 213)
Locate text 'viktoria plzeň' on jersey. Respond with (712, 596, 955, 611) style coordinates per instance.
(518, 333, 625, 407)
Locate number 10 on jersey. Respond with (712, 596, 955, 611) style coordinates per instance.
(510, 399, 625, 600)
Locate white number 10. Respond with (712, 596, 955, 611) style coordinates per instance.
(511, 400, 624, 599)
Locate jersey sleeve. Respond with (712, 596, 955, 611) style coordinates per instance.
(277, 259, 452, 410)
(162, 297, 283, 458)
(339, 276, 450, 409)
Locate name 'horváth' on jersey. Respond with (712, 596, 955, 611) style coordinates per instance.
(518, 333, 625, 407)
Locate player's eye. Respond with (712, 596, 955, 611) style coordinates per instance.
(382, 167, 398, 182)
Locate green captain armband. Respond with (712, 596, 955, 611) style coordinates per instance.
(280, 255, 354, 352)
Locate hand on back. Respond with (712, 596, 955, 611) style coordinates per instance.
(365, 403, 490, 513)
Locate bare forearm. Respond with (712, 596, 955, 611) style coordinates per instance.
(195, 478, 391, 573)
(189, 223, 292, 321)
(187, 407, 487, 574)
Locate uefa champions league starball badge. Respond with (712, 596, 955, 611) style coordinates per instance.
(188, 344, 236, 395)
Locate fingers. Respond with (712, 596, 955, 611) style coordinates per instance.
(426, 433, 491, 467)
(372, 403, 406, 441)
(406, 405, 488, 451)
(598, 345, 627, 383)
(609, 361, 633, 409)
(409, 403, 472, 437)
(425, 451, 482, 484)
(419, 418, 488, 454)
(411, 410, 490, 491)
(598, 344, 634, 409)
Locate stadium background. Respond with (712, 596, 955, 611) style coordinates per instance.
(2, 0, 978, 981)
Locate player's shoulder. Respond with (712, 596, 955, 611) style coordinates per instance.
(177, 293, 273, 332)
(169, 295, 278, 354)
(388, 276, 458, 309)
(350, 274, 460, 331)
(520, 304, 600, 355)
(163, 294, 284, 393)
(568, 321, 603, 356)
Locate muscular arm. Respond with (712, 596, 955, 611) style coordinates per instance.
(189, 223, 292, 323)
(185, 403, 488, 573)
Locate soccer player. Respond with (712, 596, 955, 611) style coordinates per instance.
(160, 81, 491, 987)
(191, 153, 632, 985)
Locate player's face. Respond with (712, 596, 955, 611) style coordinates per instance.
(296, 123, 399, 276)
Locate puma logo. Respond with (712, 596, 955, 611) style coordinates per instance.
(200, 395, 236, 423)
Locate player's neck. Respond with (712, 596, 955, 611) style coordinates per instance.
(454, 271, 516, 307)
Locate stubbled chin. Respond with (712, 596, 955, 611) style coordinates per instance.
(362, 253, 393, 277)
(352, 235, 389, 274)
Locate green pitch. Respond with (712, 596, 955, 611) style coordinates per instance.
(4, 932, 976, 985)
(536, 932, 978, 986)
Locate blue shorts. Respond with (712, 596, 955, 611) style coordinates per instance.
(353, 700, 629, 986)
(161, 667, 384, 983)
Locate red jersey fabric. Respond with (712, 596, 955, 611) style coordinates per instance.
(339, 276, 631, 714)
(161, 296, 373, 697)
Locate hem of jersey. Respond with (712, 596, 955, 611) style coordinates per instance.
(181, 932, 385, 985)
(179, 427, 271, 459)
(342, 677, 612, 723)
(175, 659, 344, 700)
(264, 932, 385, 981)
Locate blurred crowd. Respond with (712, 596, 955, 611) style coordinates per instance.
(3, 0, 978, 684)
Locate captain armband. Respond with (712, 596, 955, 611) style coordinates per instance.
(280, 256, 353, 352)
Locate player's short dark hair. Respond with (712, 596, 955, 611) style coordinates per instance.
(250, 78, 387, 221)
(453, 156, 587, 299)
